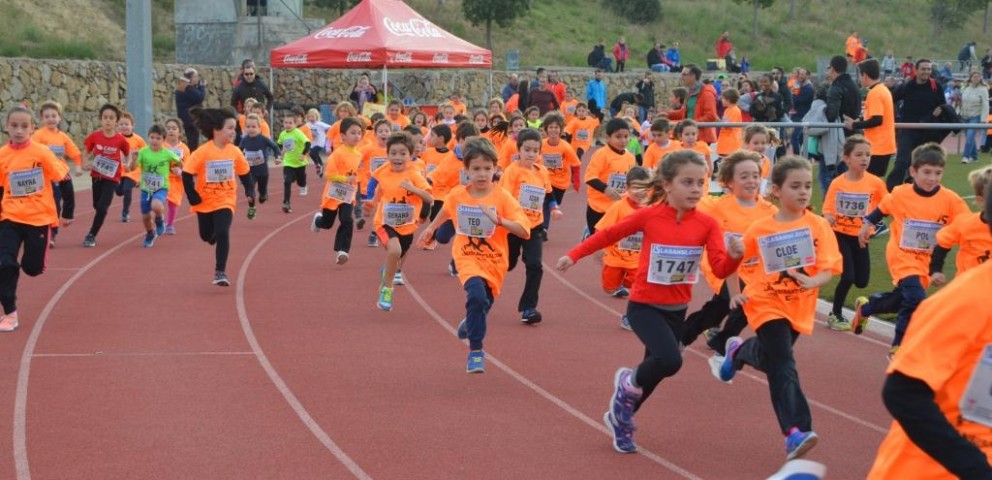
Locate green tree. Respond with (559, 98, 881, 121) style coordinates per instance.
(930, 0, 985, 39)
(732, 0, 775, 37)
(462, 0, 530, 51)
(601, 0, 661, 24)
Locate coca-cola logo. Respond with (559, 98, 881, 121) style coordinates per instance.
(432, 53, 449, 64)
(469, 55, 486, 64)
(383, 17, 443, 38)
(347, 51, 372, 62)
(315, 25, 370, 39)
(282, 54, 308, 65)
(394, 52, 413, 63)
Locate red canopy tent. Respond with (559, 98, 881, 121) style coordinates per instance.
(270, 0, 494, 102)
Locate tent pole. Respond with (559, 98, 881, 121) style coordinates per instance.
(487, 67, 493, 105)
(269, 67, 275, 127)
(382, 64, 388, 104)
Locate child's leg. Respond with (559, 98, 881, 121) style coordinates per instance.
(51, 181, 63, 240)
(832, 233, 858, 316)
(382, 236, 403, 284)
(625, 302, 686, 411)
(211, 210, 233, 272)
(333, 204, 354, 252)
(586, 205, 604, 235)
(58, 178, 75, 222)
(315, 207, 338, 230)
(732, 319, 812, 434)
(151, 198, 166, 222)
(682, 282, 731, 347)
(141, 192, 154, 233)
(892, 275, 926, 346)
(464, 276, 494, 351)
(601, 265, 625, 293)
(621, 267, 636, 288)
(295, 166, 307, 188)
(435, 220, 456, 244)
(0, 223, 27, 315)
(710, 307, 749, 355)
(166, 201, 178, 227)
(120, 178, 135, 219)
(517, 229, 544, 313)
(89, 179, 116, 237)
(283, 167, 295, 204)
(197, 212, 216, 245)
(507, 233, 524, 272)
(257, 171, 269, 200)
(541, 194, 554, 231)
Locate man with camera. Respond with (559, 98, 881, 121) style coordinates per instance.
(175, 67, 206, 150)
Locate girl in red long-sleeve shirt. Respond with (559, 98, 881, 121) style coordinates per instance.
(557, 150, 743, 454)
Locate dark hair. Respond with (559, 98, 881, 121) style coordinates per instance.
(843, 134, 871, 156)
(721, 88, 740, 103)
(455, 120, 480, 142)
(858, 59, 881, 81)
(770, 155, 811, 189)
(462, 136, 498, 168)
(431, 124, 453, 144)
(6, 106, 34, 124)
(147, 124, 166, 137)
(829, 55, 848, 73)
(340, 117, 364, 136)
(402, 125, 423, 137)
(717, 150, 763, 188)
(189, 107, 237, 140)
(650, 119, 670, 133)
(605, 118, 630, 136)
(647, 150, 708, 204)
(386, 131, 415, 155)
(541, 112, 565, 130)
(677, 119, 698, 136)
(516, 128, 542, 149)
(99, 103, 122, 121)
(985, 179, 992, 222)
(915, 58, 932, 69)
(633, 93, 644, 104)
(814, 84, 829, 101)
(911, 142, 946, 169)
(373, 119, 392, 134)
(682, 64, 702, 80)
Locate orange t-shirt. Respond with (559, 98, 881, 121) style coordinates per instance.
(420, 147, 455, 180)
(822, 172, 888, 237)
(595, 195, 643, 269)
(642, 140, 683, 170)
(936, 211, 992, 275)
(560, 99, 579, 124)
(584, 146, 636, 213)
(388, 115, 411, 132)
(565, 116, 600, 152)
(716, 105, 743, 156)
(31, 128, 82, 165)
(0, 141, 70, 226)
(450, 102, 467, 116)
(697, 194, 778, 292)
(359, 144, 388, 186)
(497, 141, 520, 171)
(506, 94, 520, 114)
(164, 141, 191, 206)
(740, 211, 843, 334)
(441, 185, 530, 297)
(297, 124, 314, 142)
(540, 139, 581, 190)
(238, 115, 271, 138)
(879, 184, 971, 287)
(863, 83, 896, 156)
(122, 133, 147, 183)
(371, 165, 431, 236)
(321, 145, 362, 211)
(499, 161, 553, 229)
(867, 261, 992, 479)
(182, 141, 250, 214)
(485, 130, 507, 152)
(429, 154, 465, 202)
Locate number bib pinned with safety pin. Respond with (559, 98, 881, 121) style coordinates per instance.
(900, 219, 942, 252)
(456, 205, 495, 238)
(244, 150, 265, 167)
(93, 155, 120, 178)
(647, 244, 703, 285)
(142, 172, 164, 192)
(757, 227, 816, 274)
(327, 182, 357, 203)
(607, 173, 627, 193)
(383, 203, 414, 227)
(618, 232, 643, 252)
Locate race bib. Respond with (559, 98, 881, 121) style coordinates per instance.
(542, 153, 563, 169)
(169, 147, 184, 159)
(758, 227, 816, 274)
(835, 192, 870, 217)
(206, 160, 234, 183)
(426, 164, 437, 175)
(607, 173, 627, 192)
(456, 205, 496, 238)
(48, 145, 66, 160)
(370, 156, 388, 172)
(142, 172, 164, 191)
(577, 130, 590, 141)
(647, 244, 702, 285)
(459, 169, 471, 185)
(383, 203, 414, 227)
(244, 150, 266, 166)
(518, 184, 545, 212)
(282, 138, 295, 151)
(724, 232, 744, 249)
(900, 219, 942, 252)
(960, 344, 992, 427)
(8, 168, 44, 197)
(326, 182, 356, 203)
(93, 155, 120, 178)
(618, 232, 643, 252)
(566, 105, 576, 114)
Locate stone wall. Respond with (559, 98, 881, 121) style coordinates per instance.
(0, 57, 694, 136)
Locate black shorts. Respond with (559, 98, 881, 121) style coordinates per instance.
(376, 225, 413, 257)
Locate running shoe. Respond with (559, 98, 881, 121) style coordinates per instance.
(457, 318, 468, 339)
(282, 202, 292, 213)
(82, 234, 96, 248)
(0, 312, 19, 332)
(142, 231, 156, 248)
(887, 345, 900, 362)
(609, 286, 630, 298)
(336, 251, 349, 265)
(315, 164, 324, 177)
(247, 206, 257, 220)
(259, 193, 268, 204)
(356, 218, 366, 230)
(49, 238, 56, 249)
(367, 233, 379, 248)
(603, 411, 637, 454)
(871, 221, 889, 238)
(718, 336, 744, 383)
(213, 271, 231, 287)
(539, 229, 548, 242)
(422, 239, 438, 250)
(154, 217, 165, 236)
(377, 286, 394, 311)
(466, 350, 485, 373)
(311, 212, 322, 233)
(852, 296, 870, 335)
(520, 309, 542, 325)
(121, 213, 130, 223)
(609, 368, 641, 429)
(826, 312, 852, 331)
(703, 328, 719, 348)
(448, 259, 458, 277)
(164, 225, 176, 235)
(393, 271, 405, 286)
(620, 315, 632, 331)
(299, 186, 308, 196)
(785, 428, 819, 460)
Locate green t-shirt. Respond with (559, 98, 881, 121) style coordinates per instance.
(277, 128, 310, 168)
(136, 147, 180, 192)
(625, 137, 642, 156)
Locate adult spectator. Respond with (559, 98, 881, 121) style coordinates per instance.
(501, 73, 519, 102)
(530, 67, 546, 90)
(789, 68, 815, 154)
(526, 76, 560, 116)
(715, 32, 733, 59)
(936, 62, 955, 85)
(175, 67, 205, 150)
(647, 43, 664, 71)
(609, 92, 643, 119)
(958, 41, 977, 71)
(586, 39, 612, 72)
(888, 59, 947, 190)
(825, 55, 861, 137)
(230, 64, 273, 114)
(844, 59, 896, 178)
(585, 69, 608, 120)
(749, 73, 785, 123)
(771, 66, 793, 116)
(724, 48, 742, 73)
(613, 37, 630, 73)
(666, 42, 682, 70)
(664, 64, 719, 143)
(981, 48, 992, 81)
(348, 72, 378, 114)
(232, 58, 254, 88)
(636, 72, 656, 122)
(548, 71, 567, 104)
(959, 71, 989, 164)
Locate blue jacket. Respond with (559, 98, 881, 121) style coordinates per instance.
(586, 79, 607, 111)
(666, 48, 680, 66)
(175, 84, 205, 125)
(501, 82, 517, 102)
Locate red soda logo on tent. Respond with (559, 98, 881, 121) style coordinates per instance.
(384, 17, 443, 38)
(394, 52, 413, 63)
(347, 51, 372, 62)
(469, 55, 485, 64)
(283, 54, 308, 65)
(432, 53, 449, 64)
(315, 26, 369, 39)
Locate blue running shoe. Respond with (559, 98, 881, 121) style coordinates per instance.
(457, 318, 468, 339)
(718, 336, 744, 383)
(154, 217, 165, 236)
(142, 231, 156, 248)
(603, 411, 637, 453)
(466, 350, 485, 373)
(619, 315, 632, 331)
(785, 428, 819, 460)
(520, 309, 542, 325)
(609, 368, 641, 429)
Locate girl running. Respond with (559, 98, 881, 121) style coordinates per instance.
(305, 108, 331, 177)
(276, 112, 310, 213)
(0, 107, 70, 332)
(326, 101, 357, 151)
(675, 119, 713, 194)
(564, 102, 600, 160)
(311, 117, 364, 264)
(182, 107, 254, 286)
(359, 119, 392, 245)
(594, 166, 650, 309)
(30, 101, 81, 248)
(539, 113, 581, 237)
(742, 124, 773, 195)
(496, 116, 527, 171)
(558, 150, 744, 454)
(116, 112, 147, 223)
(417, 137, 530, 373)
(716, 157, 842, 461)
(163, 118, 191, 234)
(129, 124, 182, 248)
(238, 114, 280, 220)
(81, 104, 131, 248)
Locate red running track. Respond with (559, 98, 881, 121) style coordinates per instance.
(1, 170, 895, 479)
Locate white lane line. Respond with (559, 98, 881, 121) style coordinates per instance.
(236, 212, 371, 480)
(404, 279, 703, 480)
(33, 351, 255, 357)
(542, 263, 889, 435)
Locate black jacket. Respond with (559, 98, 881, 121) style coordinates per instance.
(749, 90, 784, 122)
(826, 73, 861, 136)
(174, 83, 205, 125)
(893, 77, 946, 123)
(636, 80, 655, 108)
(587, 45, 605, 68)
(230, 78, 274, 113)
(646, 49, 661, 69)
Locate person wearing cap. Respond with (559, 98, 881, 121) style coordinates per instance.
(175, 67, 205, 150)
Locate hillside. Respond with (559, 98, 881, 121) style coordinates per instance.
(1, 0, 989, 71)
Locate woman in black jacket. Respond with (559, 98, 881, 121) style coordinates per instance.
(749, 74, 784, 123)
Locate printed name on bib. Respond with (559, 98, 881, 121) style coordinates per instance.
(93, 155, 120, 178)
(607, 173, 627, 192)
(757, 227, 816, 273)
(456, 205, 496, 238)
(900, 219, 942, 252)
(48, 145, 66, 159)
(244, 150, 266, 166)
(619, 232, 643, 252)
(518, 184, 546, 212)
(206, 160, 235, 183)
(327, 182, 357, 203)
(142, 172, 164, 191)
(960, 344, 992, 427)
(383, 203, 415, 226)
(370, 157, 388, 172)
(835, 192, 870, 217)
(647, 244, 703, 285)
(542, 153, 563, 169)
(8, 168, 44, 197)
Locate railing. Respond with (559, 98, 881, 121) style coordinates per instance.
(695, 122, 992, 130)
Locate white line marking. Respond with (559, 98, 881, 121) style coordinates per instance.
(32, 351, 255, 358)
(404, 279, 702, 480)
(542, 263, 889, 434)
(236, 212, 371, 480)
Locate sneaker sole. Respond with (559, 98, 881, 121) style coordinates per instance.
(336, 254, 349, 265)
(466, 366, 485, 374)
(719, 338, 743, 382)
(213, 280, 231, 287)
(786, 433, 819, 461)
(852, 298, 870, 335)
(377, 303, 392, 311)
(608, 368, 635, 429)
(603, 411, 636, 453)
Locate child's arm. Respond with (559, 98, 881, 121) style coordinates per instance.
(859, 206, 888, 247)
(418, 207, 450, 247)
(558, 208, 648, 271)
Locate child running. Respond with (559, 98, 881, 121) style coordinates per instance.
(163, 118, 191, 234)
(363, 132, 433, 311)
(584, 118, 636, 236)
(715, 88, 743, 172)
(498, 128, 561, 324)
(564, 102, 600, 159)
(116, 112, 147, 223)
(539, 113, 581, 238)
(359, 119, 392, 245)
(741, 124, 773, 195)
(430, 122, 481, 275)
(305, 108, 331, 177)
(594, 166, 650, 312)
(821, 136, 888, 330)
(30, 101, 81, 248)
(311, 116, 363, 264)
(929, 166, 992, 284)
(417, 137, 530, 373)
(854, 143, 970, 358)
(276, 112, 310, 213)
(81, 104, 131, 248)
(674, 119, 713, 194)
(182, 107, 254, 286)
(642, 119, 681, 170)
(716, 157, 842, 461)
(0, 107, 70, 332)
(238, 113, 281, 220)
(558, 151, 744, 454)
(129, 124, 182, 248)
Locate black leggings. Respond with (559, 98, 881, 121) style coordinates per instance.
(507, 229, 544, 312)
(283, 166, 306, 203)
(585, 205, 604, 235)
(833, 232, 870, 316)
(89, 178, 117, 237)
(315, 205, 354, 252)
(197, 209, 234, 272)
(625, 301, 687, 412)
(682, 280, 749, 355)
(116, 177, 137, 216)
(249, 165, 269, 199)
(867, 154, 892, 179)
(0, 221, 50, 314)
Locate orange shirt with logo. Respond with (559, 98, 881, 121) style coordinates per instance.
(359, 144, 388, 186)
(642, 140, 683, 170)
(936, 211, 992, 274)
(371, 165, 431, 236)
(497, 141, 520, 171)
(388, 115, 411, 131)
(182, 142, 250, 214)
(499, 161, 552, 229)
(560, 99, 579, 124)
(164, 141, 191, 206)
(442, 185, 529, 297)
(321, 145, 362, 211)
(716, 105, 743, 156)
(0, 141, 70, 226)
(565, 116, 600, 152)
(31, 128, 82, 165)
(584, 146, 636, 213)
(420, 147, 454, 180)
(863, 83, 896, 156)
(697, 194, 777, 292)
(122, 134, 147, 183)
(595, 195, 643, 269)
(822, 172, 888, 237)
(868, 261, 992, 479)
(540, 139, 581, 190)
(739, 211, 842, 334)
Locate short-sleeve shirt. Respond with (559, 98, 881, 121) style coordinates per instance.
(499, 161, 553, 229)
(697, 194, 777, 293)
(321, 145, 362, 210)
(136, 147, 180, 192)
(84, 131, 131, 182)
(540, 139, 582, 190)
(822, 172, 889, 236)
(936, 211, 992, 275)
(277, 128, 310, 168)
(371, 165, 431, 236)
(0, 141, 70, 226)
(182, 142, 250, 213)
(595, 196, 643, 269)
(863, 83, 897, 156)
(584, 146, 636, 213)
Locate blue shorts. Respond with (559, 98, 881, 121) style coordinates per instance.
(140, 189, 168, 214)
